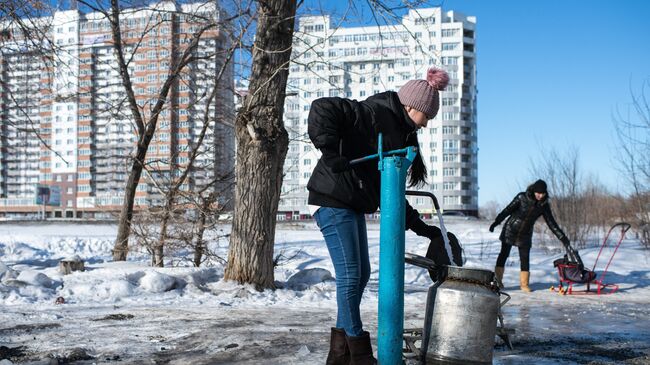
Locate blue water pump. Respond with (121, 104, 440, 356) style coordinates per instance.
(349, 134, 417, 364)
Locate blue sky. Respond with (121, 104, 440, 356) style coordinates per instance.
(301, 0, 650, 205)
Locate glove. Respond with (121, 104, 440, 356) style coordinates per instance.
(566, 246, 584, 269)
(321, 148, 350, 173)
(409, 218, 442, 240)
(489, 222, 498, 233)
(426, 231, 463, 283)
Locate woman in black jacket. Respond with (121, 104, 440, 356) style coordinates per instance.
(489, 179, 572, 292)
(308, 68, 455, 364)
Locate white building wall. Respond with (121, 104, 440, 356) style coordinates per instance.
(51, 11, 80, 174)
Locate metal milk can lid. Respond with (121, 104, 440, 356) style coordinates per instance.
(446, 266, 494, 284)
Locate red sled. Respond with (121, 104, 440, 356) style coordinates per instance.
(551, 222, 631, 295)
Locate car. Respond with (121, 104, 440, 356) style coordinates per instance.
(441, 211, 477, 220)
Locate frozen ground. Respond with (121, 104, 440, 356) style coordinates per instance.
(1, 220, 649, 364)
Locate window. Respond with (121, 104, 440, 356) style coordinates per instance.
(442, 126, 457, 134)
(441, 57, 458, 65)
(442, 43, 458, 51)
(443, 139, 459, 150)
(442, 112, 458, 120)
(442, 29, 459, 37)
(443, 182, 457, 190)
(443, 167, 457, 176)
(443, 153, 458, 162)
(303, 159, 311, 165)
(443, 195, 458, 205)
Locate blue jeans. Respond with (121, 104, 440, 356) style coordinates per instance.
(313, 207, 370, 337)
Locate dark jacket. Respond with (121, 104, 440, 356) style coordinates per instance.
(307, 91, 422, 227)
(494, 186, 567, 248)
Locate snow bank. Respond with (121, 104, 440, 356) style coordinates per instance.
(286, 268, 334, 290)
(139, 270, 180, 293)
(0, 221, 648, 310)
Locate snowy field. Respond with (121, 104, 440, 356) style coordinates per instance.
(1, 219, 649, 364)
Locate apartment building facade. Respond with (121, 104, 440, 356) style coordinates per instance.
(0, 2, 235, 219)
(279, 7, 478, 218)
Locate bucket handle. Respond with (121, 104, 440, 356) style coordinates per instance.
(499, 291, 511, 308)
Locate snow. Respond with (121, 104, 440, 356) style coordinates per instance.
(1, 219, 649, 364)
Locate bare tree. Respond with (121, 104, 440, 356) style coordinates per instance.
(614, 78, 650, 247)
(85, 0, 240, 261)
(149, 37, 241, 267)
(130, 181, 230, 268)
(223, 0, 297, 290)
(479, 200, 500, 220)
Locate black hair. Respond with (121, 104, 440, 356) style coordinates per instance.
(406, 132, 427, 187)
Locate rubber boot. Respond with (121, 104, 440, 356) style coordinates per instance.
(326, 327, 349, 365)
(520, 271, 532, 292)
(346, 331, 377, 365)
(495, 266, 505, 288)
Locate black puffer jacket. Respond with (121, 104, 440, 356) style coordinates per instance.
(494, 186, 567, 248)
(307, 91, 422, 227)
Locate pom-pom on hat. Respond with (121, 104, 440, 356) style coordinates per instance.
(397, 67, 449, 119)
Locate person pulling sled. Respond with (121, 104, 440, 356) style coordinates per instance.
(489, 179, 576, 292)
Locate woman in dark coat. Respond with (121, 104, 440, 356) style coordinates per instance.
(489, 179, 572, 292)
(308, 68, 457, 365)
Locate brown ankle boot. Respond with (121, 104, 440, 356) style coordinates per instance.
(520, 271, 532, 292)
(326, 327, 349, 365)
(346, 331, 377, 365)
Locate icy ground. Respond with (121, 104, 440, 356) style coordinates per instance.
(1, 220, 649, 364)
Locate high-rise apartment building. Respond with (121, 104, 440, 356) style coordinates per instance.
(279, 8, 478, 218)
(0, 2, 235, 218)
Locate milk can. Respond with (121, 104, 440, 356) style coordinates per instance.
(425, 266, 503, 364)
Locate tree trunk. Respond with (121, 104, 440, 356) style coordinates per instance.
(113, 145, 147, 261)
(193, 195, 212, 267)
(224, 0, 296, 290)
(153, 197, 173, 267)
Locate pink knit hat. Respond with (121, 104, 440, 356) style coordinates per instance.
(397, 68, 449, 119)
